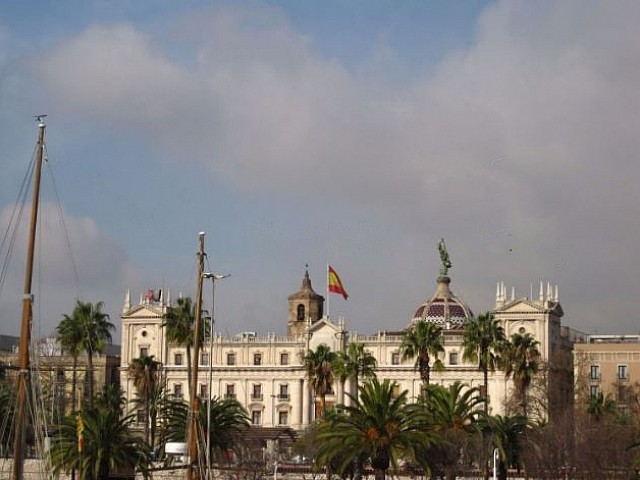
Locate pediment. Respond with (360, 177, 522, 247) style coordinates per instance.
(307, 317, 342, 335)
(494, 298, 564, 317)
(495, 299, 545, 314)
(123, 304, 164, 319)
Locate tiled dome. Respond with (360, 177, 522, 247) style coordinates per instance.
(410, 276, 472, 329)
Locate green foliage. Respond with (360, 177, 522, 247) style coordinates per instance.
(333, 342, 377, 395)
(417, 382, 483, 479)
(401, 321, 444, 389)
(303, 344, 336, 419)
(502, 333, 541, 416)
(316, 379, 434, 480)
(462, 312, 506, 413)
(128, 355, 162, 448)
(157, 395, 249, 462)
(57, 300, 115, 406)
(49, 385, 149, 480)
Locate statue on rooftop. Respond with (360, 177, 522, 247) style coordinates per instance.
(438, 238, 452, 277)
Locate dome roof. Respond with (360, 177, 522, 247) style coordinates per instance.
(288, 269, 324, 302)
(411, 276, 473, 329)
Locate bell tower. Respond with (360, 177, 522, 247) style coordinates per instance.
(287, 267, 324, 337)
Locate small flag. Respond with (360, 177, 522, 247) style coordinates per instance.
(328, 265, 348, 300)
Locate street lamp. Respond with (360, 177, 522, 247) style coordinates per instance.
(202, 272, 230, 480)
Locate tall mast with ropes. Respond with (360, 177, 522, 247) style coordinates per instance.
(13, 116, 47, 480)
(187, 232, 206, 480)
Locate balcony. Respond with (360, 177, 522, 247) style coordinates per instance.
(251, 394, 264, 401)
(224, 393, 236, 400)
(278, 394, 290, 401)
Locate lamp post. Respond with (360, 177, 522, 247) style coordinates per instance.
(203, 272, 230, 480)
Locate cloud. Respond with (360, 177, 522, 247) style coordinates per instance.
(0, 203, 136, 338)
(27, 1, 640, 334)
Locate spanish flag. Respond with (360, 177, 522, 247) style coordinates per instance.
(328, 265, 348, 300)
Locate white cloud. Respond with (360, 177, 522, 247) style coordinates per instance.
(26, 1, 640, 334)
(0, 203, 135, 338)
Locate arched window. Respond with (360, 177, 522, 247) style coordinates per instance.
(297, 304, 305, 321)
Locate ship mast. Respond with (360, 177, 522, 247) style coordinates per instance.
(13, 117, 47, 480)
(187, 232, 206, 480)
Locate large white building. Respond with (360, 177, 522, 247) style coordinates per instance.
(119, 256, 576, 429)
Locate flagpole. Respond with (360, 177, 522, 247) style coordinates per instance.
(326, 263, 330, 319)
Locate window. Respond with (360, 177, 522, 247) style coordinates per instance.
(137, 409, 146, 424)
(173, 383, 183, 399)
(590, 365, 600, 380)
(252, 410, 261, 425)
(449, 352, 459, 366)
(201, 352, 209, 365)
(200, 384, 208, 399)
(252, 384, 263, 401)
(618, 365, 628, 380)
(280, 352, 289, 365)
(254, 353, 262, 366)
(174, 353, 183, 365)
(391, 352, 400, 365)
(227, 353, 236, 365)
(297, 304, 305, 321)
(278, 411, 288, 425)
(279, 384, 289, 401)
(225, 384, 235, 399)
(139, 347, 149, 357)
(590, 385, 600, 398)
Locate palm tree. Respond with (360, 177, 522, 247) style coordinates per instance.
(400, 321, 444, 392)
(303, 345, 336, 420)
(333, 342, 377, 401)
(49, 385, 149, 480)
(57, 306, 86, 411)
(59, 300, 114, 406)
(502, 333, 541, 416)
(479, 414, 528, 480)
(316, 378, 430, 480)
(157, 395, 249, 462)
(163, 296, 196, 390)
(128, 355, 162, 448)
(462, 312, 507, 414)
(421, 382, 484, 480)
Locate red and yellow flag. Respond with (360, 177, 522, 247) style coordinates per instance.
(328, 265, 348, 300)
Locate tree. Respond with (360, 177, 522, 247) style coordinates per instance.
(333, 342, 377, 401)
(420, 382, 483, 480)
(57, 307, 86, 411)
(400, 321, 444, 392)
(49, 385, 149, 480)
(316, 379, 431, 480)
(163, 297, 196, 390)
(478, 414, 528, 480)
(303, 345, 336, 420)
(502, 333, 541, 416)
(59, 300, 114, 406)
(157, 395, 249, 462)
(128, 355, 162, 448)
(462, 312, 506, 414)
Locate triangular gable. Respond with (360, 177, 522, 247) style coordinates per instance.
(494, 299, 546, 314)
(307, 317, 344, 352)
(494, 298, 564, 317)
(123, 304, 164, 319)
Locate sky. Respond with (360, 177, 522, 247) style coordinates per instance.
(1, 0, 639, 342)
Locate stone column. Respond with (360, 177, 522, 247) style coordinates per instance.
(302, 379, 309, 427)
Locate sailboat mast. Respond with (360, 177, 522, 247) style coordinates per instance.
(187, 232, 206, 480)
(13, 117, 46, 480)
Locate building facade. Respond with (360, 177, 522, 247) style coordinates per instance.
(120, 254, 576, 429)
(573, 334, 640, 416)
